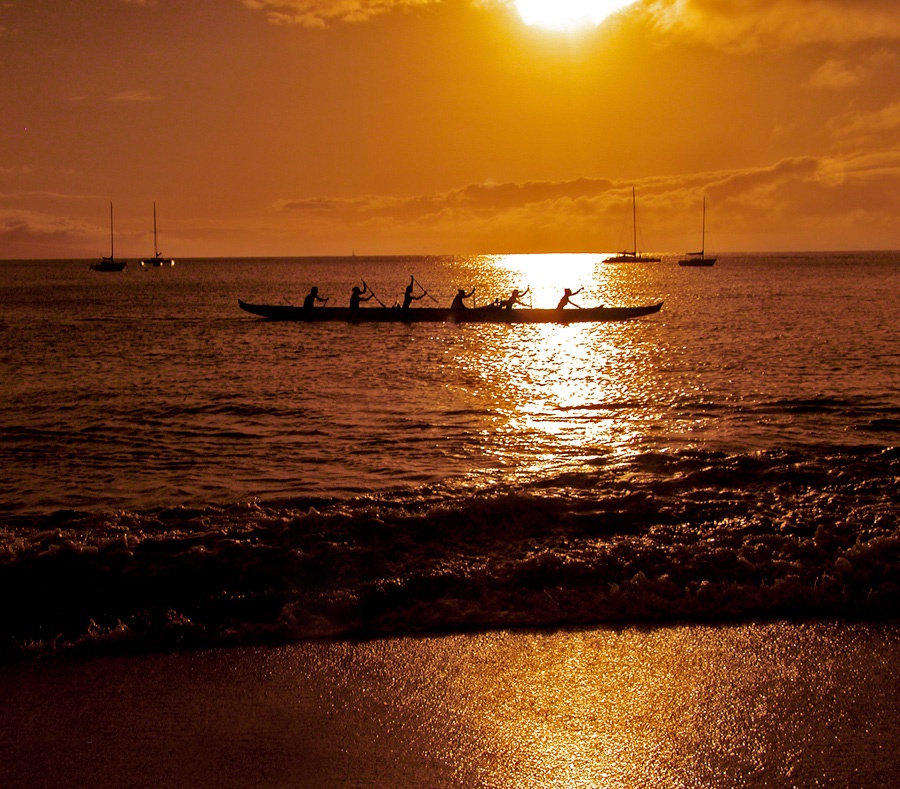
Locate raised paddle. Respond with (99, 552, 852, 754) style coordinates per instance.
(413, 276, 439, 304)
(366, 284, 388, 308)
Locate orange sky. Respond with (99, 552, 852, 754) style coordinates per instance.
(1, 0, 899, 258)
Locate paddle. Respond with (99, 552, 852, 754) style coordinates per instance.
(365, 282, 388, 308)
(571, 285, 583, 309)
(413, 276, 439, 304)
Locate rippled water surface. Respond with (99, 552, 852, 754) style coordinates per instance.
(1, 252, 898, 657)
(2, 252, 896, 512)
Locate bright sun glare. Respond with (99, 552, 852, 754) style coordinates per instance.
(514, 0, 634, 30)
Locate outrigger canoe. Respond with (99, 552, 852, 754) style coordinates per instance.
(238, 299, 663, 323)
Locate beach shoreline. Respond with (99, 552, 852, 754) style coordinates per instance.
(2, 619, 899, 789)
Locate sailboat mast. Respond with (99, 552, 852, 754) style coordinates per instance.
(153, 202, 159, 256)
(631, 187, 637, 254)
(109, 202, 114, 259)
(701, 196, 706, 255)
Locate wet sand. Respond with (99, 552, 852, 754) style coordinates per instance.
(2, 620, 899, 788)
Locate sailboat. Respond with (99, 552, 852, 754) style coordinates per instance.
(90, 202, 127, 271)
(678, 197, 716, 267)
(605, 187, 661, 263)
(141, 202, 175, 267)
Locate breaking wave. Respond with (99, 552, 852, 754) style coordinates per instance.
(2, 445, 898, 660)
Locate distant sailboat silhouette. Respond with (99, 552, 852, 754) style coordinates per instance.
(606, 187, 660, 263)
(678, 197, 716, 267)
(90, 202, 126, 272)
(141, 203, 175, 267)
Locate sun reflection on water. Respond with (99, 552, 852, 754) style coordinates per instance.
(448, 254, 667, 483)
(480, 253, 610, 309)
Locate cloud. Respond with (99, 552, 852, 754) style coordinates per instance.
(243, 0, 900, 45)
(810, 59, 870, 89)
(242, 0, 436, 27)
(809, 50, 897, 88)
(263, 150, 900, 252)
(239, 0, 900, 57)
(270, 179, 623, 243)
(0, 209, 98, 257)
(642, 0, 900, 50)
(0, 190, 97, 202)
(274, 178, 615, 220)
(827, 100, 900, 142)
(108, 90, 162, 103)
(4, 158, 899, 257)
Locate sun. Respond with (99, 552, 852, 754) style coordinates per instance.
(514, 0, 634, 30)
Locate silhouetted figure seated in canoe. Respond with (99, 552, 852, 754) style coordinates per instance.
(303, 286, 329, 309)
(349, 283, 375, 309)
(557, 287, 583, 309)
(402, 276, 427, 309)
(500, 287, 529, 310)
(451, 287, 475, 310)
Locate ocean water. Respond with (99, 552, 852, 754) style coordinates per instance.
(0, 252, 898, 658)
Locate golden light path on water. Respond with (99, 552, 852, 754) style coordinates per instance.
(448, 253, 665, 484)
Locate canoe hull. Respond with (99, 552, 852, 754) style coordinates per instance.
(238, 300, 663, 323)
